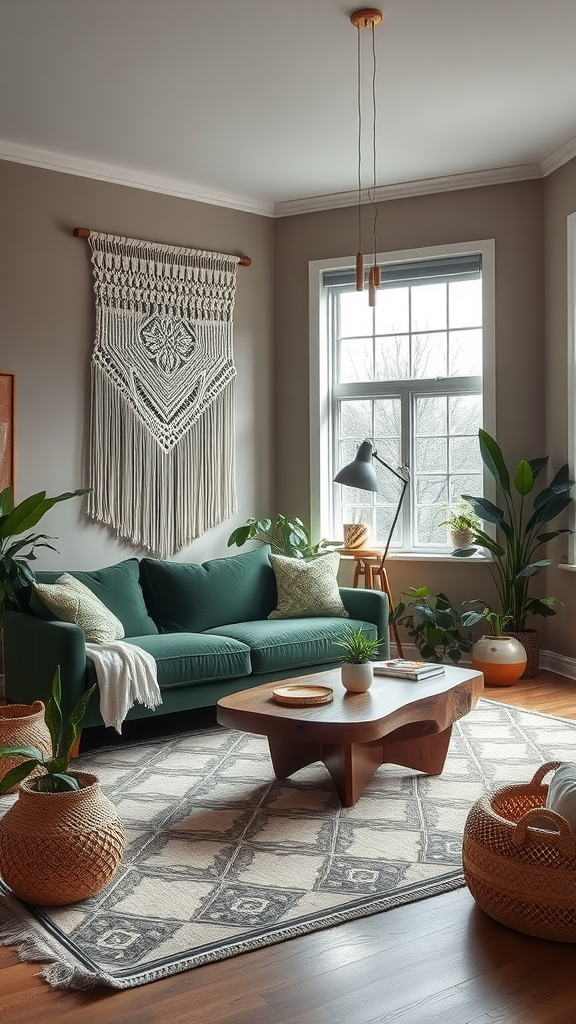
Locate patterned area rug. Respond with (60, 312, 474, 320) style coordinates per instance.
(1, 699, 575, 990)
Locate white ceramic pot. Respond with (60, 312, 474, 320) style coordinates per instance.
(341, 662, 373, 692)
(471, 635, 527, 687)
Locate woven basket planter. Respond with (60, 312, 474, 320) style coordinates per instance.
(463, 762, 576, 942)
(506, 628, 540, 679)
(0, 771, 125, 906)
(343, 523, 370, 548)
(0, 701, 52, 793)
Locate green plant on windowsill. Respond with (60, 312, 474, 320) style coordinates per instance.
(437, 501, 482, 534)
(334, 626, 382, 664)
(389, 587, 473, 664)
(227, 514, 341, 559)
(0, 669, 96, 794)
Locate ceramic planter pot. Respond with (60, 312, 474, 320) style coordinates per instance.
(341, 662, 373, 692)
(0, 701, 52, 793)
(471, 635, 527, 687)
(450, 528, 474, 549)
(0, 771, 125, 906)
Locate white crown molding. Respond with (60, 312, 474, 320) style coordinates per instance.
(273, 164, 543, 218)
(0, 140, 275, 218)
(540, 133, 576, 177)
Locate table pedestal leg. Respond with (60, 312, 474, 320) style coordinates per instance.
(380, 726, 452, 775)
(268, 736, 396, 807)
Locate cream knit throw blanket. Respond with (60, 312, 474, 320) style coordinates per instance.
(85, 641, 162, 734)
(87, 232, 239, 556)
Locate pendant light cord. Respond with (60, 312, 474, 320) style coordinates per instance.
(370, 23, 378, 268)
(357, 25, 363, 260)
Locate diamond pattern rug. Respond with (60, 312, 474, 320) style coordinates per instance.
(1, 699, 575, 990)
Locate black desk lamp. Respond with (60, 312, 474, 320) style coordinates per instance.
(334, 439, 410, 562)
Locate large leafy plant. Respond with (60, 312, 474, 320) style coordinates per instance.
(0, 668, 96, 794)
(389, 587, 473, 664)
(0, 486, 88, 616)
(454, 429, 574, 631)
(228, 514, 340, 559)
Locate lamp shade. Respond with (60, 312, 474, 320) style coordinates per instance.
(334, 440, 379, 492)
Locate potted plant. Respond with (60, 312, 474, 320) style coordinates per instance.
(461, 603, 527, 686)
(228, 514, 341, 559)
(438, 501, 482, 550)
(0, 669, 125, 906)
(389, 587, 473, 664)
(334, 626, 382, 692)
(453, 429, 575, 677)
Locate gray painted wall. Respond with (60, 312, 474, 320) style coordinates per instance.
(0, 160, 274, 570)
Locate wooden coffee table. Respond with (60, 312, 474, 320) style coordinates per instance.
(217, 666, 484, 806)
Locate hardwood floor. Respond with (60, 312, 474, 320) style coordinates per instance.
(1, 672, 576, 1024)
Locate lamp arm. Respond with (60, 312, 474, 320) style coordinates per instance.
(370, 456, 411, 564)
(371, 451, 411, 484)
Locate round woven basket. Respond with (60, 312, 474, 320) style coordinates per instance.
(0, 771, 125, 906)
(463, 762, 576, 942)
(0, 701, 52, 793)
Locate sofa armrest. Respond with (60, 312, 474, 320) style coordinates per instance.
(339, 587, 389, 652)
(3, 609, 88, 716)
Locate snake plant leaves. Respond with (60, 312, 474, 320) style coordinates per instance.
(513, 460, 534, 496)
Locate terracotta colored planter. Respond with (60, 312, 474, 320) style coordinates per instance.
(472, 635, 527, 687)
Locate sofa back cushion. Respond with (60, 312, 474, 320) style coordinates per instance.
(29, 559, 158, 637)
(140, 546, 277, 633)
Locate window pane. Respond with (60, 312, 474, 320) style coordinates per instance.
(416, 437, 447, 474)
(411, 333, 447, 379)
(416, 475, 448, 505)
(375, 335, 409, 379)
(449, 329, 482, 377)
(340, 290, 374, 338)
(340, 337, 373, 383)
(375, 287, 409, 334)
(416, 396, 448, 436)
(450, 436, 482, 473)
(411, 283, 446, 332)
(449, 395, 482, 436)
(416, 506, 446, 546)
(376, 506, 403, 548)
(374, 398, 401, 438)
(340, 400, 372, 438)
(450, 474, 483, 504)
(449, 279, 482, 329)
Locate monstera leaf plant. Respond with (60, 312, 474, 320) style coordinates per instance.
(228, 514, 340, 559)
(453, 430, 574, 631)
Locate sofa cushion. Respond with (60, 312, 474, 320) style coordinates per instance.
(118, 633, 252, 688)
(30, 559, 158, 637)
(205, 617, 377, 674)
(268, 552, 348, 619)
(140, 547, 277, 633)
(33, 574, 125, 644)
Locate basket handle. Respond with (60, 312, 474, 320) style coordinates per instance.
(513, 806, 576, 860)
(530, 761, 564, 786)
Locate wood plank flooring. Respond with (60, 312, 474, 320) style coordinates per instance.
(1, 672, 576, 1024)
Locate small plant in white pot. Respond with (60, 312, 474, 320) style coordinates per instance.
(335, 627, 382, 693)
(461, 603, 527, 687)
(438, 501, 482, 550)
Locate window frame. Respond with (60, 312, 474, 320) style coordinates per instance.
(309, 239, 496, 557)
(567, 212, 576, 567)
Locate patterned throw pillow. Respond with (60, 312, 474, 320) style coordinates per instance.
(267, 551, 349, 619)
(33, 574, 125, 644)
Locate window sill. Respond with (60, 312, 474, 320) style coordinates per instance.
(339, 551, 489, 563)
(558, 563, 576, 572)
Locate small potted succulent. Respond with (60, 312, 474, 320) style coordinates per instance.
(334, 626, 382, 692)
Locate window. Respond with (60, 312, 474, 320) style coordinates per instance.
(310, 241, 496, 555)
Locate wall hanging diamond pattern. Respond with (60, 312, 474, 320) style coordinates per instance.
(86, 233, 240, 556)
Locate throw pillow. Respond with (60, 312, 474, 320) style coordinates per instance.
(546, 762, 576, 835)
(267, 551, 349, 620)
(33, 574, 125, 644)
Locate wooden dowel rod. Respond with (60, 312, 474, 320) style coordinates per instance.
(72, 227, 252, 266)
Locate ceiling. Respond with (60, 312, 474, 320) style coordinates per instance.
(2, 0, 576, 217)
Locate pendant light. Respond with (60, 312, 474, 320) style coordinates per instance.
(350, 8, 382, 306)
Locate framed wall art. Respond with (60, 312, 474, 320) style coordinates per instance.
(0, 372, 15, 493)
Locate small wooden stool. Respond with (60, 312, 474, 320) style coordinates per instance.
(339, 547, 404, 657)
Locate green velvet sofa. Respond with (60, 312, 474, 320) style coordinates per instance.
(3, 546, 389, 734)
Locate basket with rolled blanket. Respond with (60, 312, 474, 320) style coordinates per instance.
(463, 761, 576, 942)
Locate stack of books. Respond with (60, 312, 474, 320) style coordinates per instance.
(373, 659, 445, 681)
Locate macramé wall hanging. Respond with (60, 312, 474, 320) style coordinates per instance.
(76, 229, 248, 557)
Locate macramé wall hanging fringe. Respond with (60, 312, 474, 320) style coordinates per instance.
(83, 231, 241, 557)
